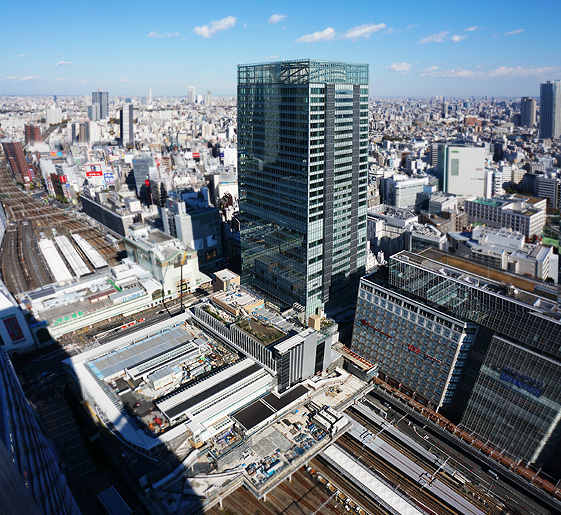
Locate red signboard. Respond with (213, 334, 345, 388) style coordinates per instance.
(3, 317, 24, 343)
(361, 319, 392, 339)
(192, 152, 200, 159)
(86, 164, 103, 177)
(59, 175, 67, 183)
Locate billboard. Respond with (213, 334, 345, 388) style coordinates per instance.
(86, 163, 103, 177)
(3, 316, 25, 343)
(104, 172, 115, 185)
(59, 175, 67, 184)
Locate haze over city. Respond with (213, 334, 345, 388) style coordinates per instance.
(1, 0, 560, 97)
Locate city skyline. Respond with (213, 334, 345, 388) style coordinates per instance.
(1, 0, 560, 97)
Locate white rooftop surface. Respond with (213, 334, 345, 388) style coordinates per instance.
(215, 269, 238, 281)
(64, 314, 196, 451)
(156, 358, 269, 421)
(54, 235, 90, 277)
(72, 233, 107, 269)
(323, 445, 424, 515)
(212, 288, 262, 309)
(37, 239, 73, 283)
(89, 327, 198, 379)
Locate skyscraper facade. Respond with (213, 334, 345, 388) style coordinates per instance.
(1, 140, 31, 184)
(539, 81, 561, 139)
(188, 86, 196, 104)
(520, 97, 536, 128)
(120, 103, 134, 146)
(91, 90, 109, 120)
(238, 59, 369, 315)
(87, 103, 100, 122)
(352, 249, 561, 465)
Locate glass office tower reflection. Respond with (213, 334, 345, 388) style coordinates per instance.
(238, 60, 369, 315)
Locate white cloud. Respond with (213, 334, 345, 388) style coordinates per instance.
(266, 55, 279, 59)
(268, 14, 286, 24)
(17, 76, 40, 82)
(418, 31, 450, 44)
(420, 67, 482, 79)
(505, 28, 524, 36)
(386, 62, 413, 73)
(465, 26, 479, 32)
(18, 54, 26, 57)
(119, 78, 129, 82)
(451, 34, 467, 42)
(295, 27, 336, 43)
(419, 64, 558, 80)
(341, 23, 386, 40)
(56, 60, 73, 67)
(0, 76, 18, 81)
(147, 31, 180, 38)
(488, 65, 557, 79)
(194, 16, 237, 38)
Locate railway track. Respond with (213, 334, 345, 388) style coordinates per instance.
(346, 405, 501, 514)
(0, 156, 124, 294)
(21, 221, 52, 286)
(310, 455, 391, 515)
(339, 433, 461, 515)
(1, 226, 29, 293)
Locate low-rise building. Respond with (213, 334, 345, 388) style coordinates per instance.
(465, 194, 547, 237)
(449, 226, 553, 281)
(124, 223, 210, 301)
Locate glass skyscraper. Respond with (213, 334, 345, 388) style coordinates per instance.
(91, 90, 109, 120)
(539, 80, 561, 140)
(238, 59, 369, 315)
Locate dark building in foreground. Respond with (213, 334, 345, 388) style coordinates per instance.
(0, 347, 80, 514)
(238, 59, 369, 315)
(352, 249, 561, 466)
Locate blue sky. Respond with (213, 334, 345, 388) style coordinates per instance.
(1, 0, 560, 97)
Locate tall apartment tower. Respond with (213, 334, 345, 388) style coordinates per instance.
(91, 90, 109, 120)
(238, 59, 369, 315)
(119, 103, 134, 146)
(188, 86, 196, 104)
(520, 97, 536, 128)
(539, 80, 561, 139)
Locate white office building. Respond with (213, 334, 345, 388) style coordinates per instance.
(438, 144, 492, 198)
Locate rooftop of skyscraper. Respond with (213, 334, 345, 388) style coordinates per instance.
(393, 249, 560, 319)
(238, 59, 368, 85)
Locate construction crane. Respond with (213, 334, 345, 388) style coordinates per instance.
(180, 250, 188, 313)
